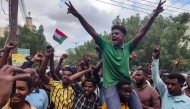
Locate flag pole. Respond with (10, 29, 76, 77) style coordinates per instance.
(54, 44, 60, 48)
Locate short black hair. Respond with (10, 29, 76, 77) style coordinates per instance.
(82, 78, 97, 87)
(167, 73, 185, 85)
(137, 68, 150, 76)
(17, 77, 34, 90)
(111, 24, 127, 36)
(61, 68, 74, 75)
(62, 67, 75, 75)
(116, 79, 131, 90)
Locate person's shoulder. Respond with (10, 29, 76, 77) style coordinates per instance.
(50, 79, 61, 84)
(25, 100, 36, 109)
(147, 85, 157, 90)
(93, 92, 100, 102)
(39, 89, 47, 94)
(31, 105, 37, 109)
(147, 85, 159, 93)
(182, 94, 190, 100)
(98, 35, 111, 43)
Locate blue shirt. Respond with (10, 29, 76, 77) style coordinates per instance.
(26, 88, 48, 109)
(151, 59, 190, 109)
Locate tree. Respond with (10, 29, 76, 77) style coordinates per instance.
(0, 25, 48, 56)
(18, 25, 48, 56)
(65, 12, 190, 72)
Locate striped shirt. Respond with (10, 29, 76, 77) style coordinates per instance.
(48, 79, 75, 109)
(72, 82, 99, 109)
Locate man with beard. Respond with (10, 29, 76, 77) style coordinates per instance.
(39, 48, 93, 109)
(152, 47, 190, 109)
(134, 68, 161, 109)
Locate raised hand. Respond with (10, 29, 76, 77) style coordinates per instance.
(60, 54, 68, 59)
(0, 65, 30, 108)
(175, 56, 182, 65)
(152, 46, 161, 59)
(153, 0, 166, 17)
(65, 1, 80, 17)
(87, 65, 94, 72)
(33, 51, 44, 61)
(146, 63, 151, 71)
(5, 41, 18, 50)
(130, 52, 137, 59)
(84, 52, 92, 64)
(46, 48, 54, 57)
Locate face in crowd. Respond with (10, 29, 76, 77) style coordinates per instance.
(82, 79, 96, 97)
(10, 77, 33, 104)
(135, 68, 149, 86)
(61, 70, 73, 84)
(111, 25, 126, 47)
(117, 79, 132, 103)
(165, 73, 185, 96)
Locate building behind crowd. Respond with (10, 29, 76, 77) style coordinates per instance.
(0, 26, 9, 37)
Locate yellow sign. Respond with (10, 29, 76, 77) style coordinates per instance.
(12, 54, 25, 66)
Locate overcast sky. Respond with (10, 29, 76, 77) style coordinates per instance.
(0, 0, 190, 55)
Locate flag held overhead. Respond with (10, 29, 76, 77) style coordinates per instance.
(53, 29, 68, 44)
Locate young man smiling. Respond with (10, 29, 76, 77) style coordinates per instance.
(73, 78, 99, 109)
(65, 0, 165, 109)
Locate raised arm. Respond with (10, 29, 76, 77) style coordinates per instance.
(130, 52, 137, 62)
(172, 57, 182, 73)
(50, 55, 60, 81)
(92, 60, 102, 83)
(69, 67, 93, 82)
(55, 54, 68, 79)
(65, 1, 99, 42)
(133, 0, 165, 46)
(151, 47, 166, 96)
(39, 48, 54, 84)
(0, 41, 18, 69)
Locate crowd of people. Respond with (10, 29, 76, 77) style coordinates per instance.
(1, 0, 190, 109)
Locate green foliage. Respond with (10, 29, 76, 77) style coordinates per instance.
(65, 12, 190, 72)
(0, 31, 8, 48)
(0, 25, 48, 56)
(18, 25, 48, 56)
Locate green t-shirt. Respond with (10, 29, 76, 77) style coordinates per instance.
(97, 36, 136, 88)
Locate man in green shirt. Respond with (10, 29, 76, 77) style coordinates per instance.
(65, 0, 165, 109)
